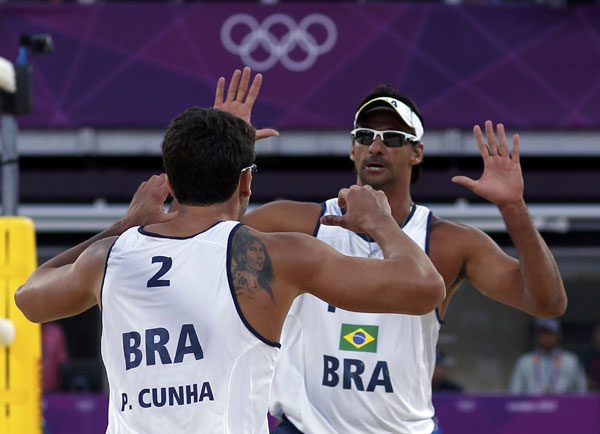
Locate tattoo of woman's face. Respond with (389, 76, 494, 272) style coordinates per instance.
(231, 227, 275, 302)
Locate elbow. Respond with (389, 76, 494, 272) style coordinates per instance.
(550, 293, 568, 318)
(530, 282, 568, 319)
(14, 286, 42, 324)
(413, 273, 446, 315)
(536, 294, 568, 319)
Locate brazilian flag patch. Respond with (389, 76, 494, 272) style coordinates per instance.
(339, 324, 378, 353)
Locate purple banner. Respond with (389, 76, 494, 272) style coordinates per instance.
(43, 393, 600, 434)
(433, 394, 600, 434)
(44, 393, 108, 434)
(1, 4, 599, 129)
(43, 393, 279, 434)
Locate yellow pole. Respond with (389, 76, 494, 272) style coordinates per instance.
(0, 217, 40, 434)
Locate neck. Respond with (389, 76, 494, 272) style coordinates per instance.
(355, 174, 414, 226)
(374, 180, 414, 226)
(147, 200, 240, 237)
(178, 202, 238, 223)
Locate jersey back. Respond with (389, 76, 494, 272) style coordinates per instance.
(101, 222, 279, 434)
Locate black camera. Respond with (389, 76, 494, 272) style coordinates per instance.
(0, 34, 54, 114)
(19, 34, 54, 54)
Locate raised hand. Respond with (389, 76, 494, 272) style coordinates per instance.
(121, 174, 178, 227)
(452, 120, 524, 209)
(214, 67, 279, 141)
(321, 185, 393, 235)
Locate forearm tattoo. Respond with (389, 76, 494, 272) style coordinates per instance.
(230, 226, 275, 302)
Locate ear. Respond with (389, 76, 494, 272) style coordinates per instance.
(350, 142, 356, 162)
(411, 142, 424, 165)
(166, 176, 176, 197)
(239, 170, 252, 200)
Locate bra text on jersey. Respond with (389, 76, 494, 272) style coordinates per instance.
(322, 355, 393, 393)
(123, 324, 204, 370)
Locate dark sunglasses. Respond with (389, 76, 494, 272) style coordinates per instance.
(351, 128, 418, 148)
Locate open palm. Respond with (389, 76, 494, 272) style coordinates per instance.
(214, 67, 278, 141)
(452, 121, 524, 208)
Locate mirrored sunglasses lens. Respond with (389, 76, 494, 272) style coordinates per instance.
(353, 129, 375, 146)
(382, 132, 406, 147)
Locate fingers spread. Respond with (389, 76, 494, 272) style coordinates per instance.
(451, 175, 476, 191)
(473, 125, 491, 158)
(255, 128, 279, 141)
(237, 67, 251, 102)
(246, 73, 262, 106)
(496, 123, 509, 157)
(214, 77, 225, 107)
(226, 69, 241, 102)
(511, 134, 520, 163)
(485, 120, 498, 155)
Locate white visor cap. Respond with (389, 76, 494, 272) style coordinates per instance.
(354, 97, 424, 141)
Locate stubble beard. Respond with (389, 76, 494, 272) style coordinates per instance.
(357, 169, 393, 191)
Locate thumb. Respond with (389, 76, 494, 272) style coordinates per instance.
(320, 215, 346, 228)
(255, 128, 279, 141)
(156, 210, 179, 223)
(451, 176, 477, 191)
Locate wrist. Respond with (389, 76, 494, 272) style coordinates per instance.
(110, 217, 135, 236)
(365, 214, 398, 240)
(498, 198, 527, 214)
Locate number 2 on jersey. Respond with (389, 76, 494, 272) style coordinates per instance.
(147, 256, 172, 288)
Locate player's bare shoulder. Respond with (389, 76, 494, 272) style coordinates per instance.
(429, 214, 487, 253)
(228, 226, 310, 342)
(230, 226, 276, 302)
(428, 214, 488, 286)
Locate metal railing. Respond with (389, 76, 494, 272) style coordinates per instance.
(13, 128, 600, 157)
(11, 201, 600, 234)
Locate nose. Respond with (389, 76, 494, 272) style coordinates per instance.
(369, 135, 385, 154)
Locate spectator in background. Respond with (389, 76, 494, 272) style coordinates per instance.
(510, 319, 586, 394)
(41, 322, 68, 392)
(583, 322, 600, 391)
(432, 349, 463, 392)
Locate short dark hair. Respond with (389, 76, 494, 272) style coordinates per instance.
(162, 107, 256, 205)
(356, 85, 425, 185)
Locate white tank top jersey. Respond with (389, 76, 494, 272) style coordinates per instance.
(269, 200, 441, 434)
(101, 221, 279, 434)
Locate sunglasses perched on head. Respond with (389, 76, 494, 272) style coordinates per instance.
(351, 128, 418, 148)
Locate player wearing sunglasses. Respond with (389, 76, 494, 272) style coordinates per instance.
(350, 128, 417, 148)
(216, 68, 566, 434)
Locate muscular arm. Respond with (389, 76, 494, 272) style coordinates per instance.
(450, 121, 566, 318)
(15, 174, 177, 323)
(272, 186, 444, 314)
(41, 174, 177, 270)
(436, 218, 564, 318)
(15, 238, 114, 323)
(492, 200, 565, 317)
(236, 187, 444, 342)
(272, 228, 444, 315)
(243, 200, 323, 234)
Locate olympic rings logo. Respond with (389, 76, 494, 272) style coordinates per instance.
(221, 13, 337, 72)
